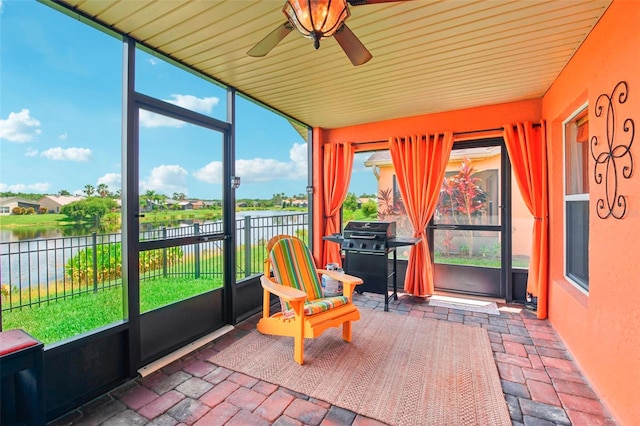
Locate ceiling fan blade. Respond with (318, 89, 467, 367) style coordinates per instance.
(334, 24, 372, 66)
(247, 22, 293, 57)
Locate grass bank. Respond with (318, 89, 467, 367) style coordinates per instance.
(2, 277, 222, 344)
(0, 213, 70, 228)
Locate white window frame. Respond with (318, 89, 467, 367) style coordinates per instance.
(562, 102, 589, 295)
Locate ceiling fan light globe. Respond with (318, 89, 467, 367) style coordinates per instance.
(283, 0, 350, 44)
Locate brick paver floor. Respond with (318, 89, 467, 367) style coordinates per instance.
(48, 292, 618, 425)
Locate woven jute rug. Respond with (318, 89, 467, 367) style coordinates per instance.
(210, 309, 510, 426)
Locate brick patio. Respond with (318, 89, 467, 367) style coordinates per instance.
(48, 293, 618, 425)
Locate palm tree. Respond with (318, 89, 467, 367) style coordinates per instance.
(96, 183, 110, 197)
(58, 189, 71, 196)
(83, 184, 95, 197)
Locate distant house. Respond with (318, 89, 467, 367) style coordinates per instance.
(164, 199, 179, 209)
(0, 197, 41, 215)
(179, 201, 194, 210)
(38, 195, 85, 213)
(190, 200, 205, 210)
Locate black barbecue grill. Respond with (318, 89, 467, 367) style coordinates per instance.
(341, 221, 396, 252)
(324, 221, 418, 311)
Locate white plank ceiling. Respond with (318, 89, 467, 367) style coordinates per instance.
(57, 0, 612, 129)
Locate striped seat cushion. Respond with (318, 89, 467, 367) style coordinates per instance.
(282, 296, 350, 319)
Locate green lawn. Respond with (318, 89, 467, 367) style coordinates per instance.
(0, 207, 307, 230)
(435, 254, 530, 269)
(0, 213, 70, 228)
(3, 277, 222, 345)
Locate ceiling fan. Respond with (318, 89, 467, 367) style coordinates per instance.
(247, 0, 408, 66)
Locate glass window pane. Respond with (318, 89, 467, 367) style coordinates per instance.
(138, 112, 223, 243)
(564, 106, 589, 290)
(139, 242, 224, 313)
(565, 112, 589, 195)
(135, 49, 227, 122)
(566, 200, 589, 289)
(435, 147, 501, 227)
(234, 97, 310, 278)
(434, 230, 501, 268)
(353, 150, 411, 238)
(1, 2, 123, 344)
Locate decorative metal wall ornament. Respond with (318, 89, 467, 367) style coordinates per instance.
(590, 81, 634, 219)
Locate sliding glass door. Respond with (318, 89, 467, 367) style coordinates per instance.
(429, 139, 507, 298)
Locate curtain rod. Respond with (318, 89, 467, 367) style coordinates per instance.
(350, 123, 541, 146)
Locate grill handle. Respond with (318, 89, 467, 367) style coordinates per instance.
(347, 234, 378, 239)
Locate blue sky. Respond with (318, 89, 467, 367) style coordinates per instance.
(0, 0, 376, 200)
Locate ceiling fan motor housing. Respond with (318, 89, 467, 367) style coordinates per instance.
(283, 0, 351, 48)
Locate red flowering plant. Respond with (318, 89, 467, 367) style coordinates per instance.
(435, 158, 487, 257)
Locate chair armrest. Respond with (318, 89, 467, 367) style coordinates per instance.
(316, 269, 363, 286)
(316, 269, 363, 300)
(260, 275, 307, 302)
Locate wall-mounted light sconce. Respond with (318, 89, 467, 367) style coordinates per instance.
(231, 176, 241, 189)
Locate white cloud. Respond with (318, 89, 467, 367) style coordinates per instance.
(148, 58, 157, 66)
(193, 161, 223, 184)
(41, 147, 92, 162)
(0, 109, 42, 142)
(141, 165, 188, 196)
(288, 143, 307, 178)
(26, 148, 39, 157)
(139, 94, 220, 128)
(58, 132, 68, 140)
(139, 110, 184, 128)
(169, 94, 219, 113)
(97, 173, 121, 192)
(193, 142, 308, 184)
(0, 182, 50, 193)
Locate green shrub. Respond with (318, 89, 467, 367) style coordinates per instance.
(65, 243, 183, 286)
(361, 200, 378, 217)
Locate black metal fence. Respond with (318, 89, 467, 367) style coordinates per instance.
(1, 213, 308, 312)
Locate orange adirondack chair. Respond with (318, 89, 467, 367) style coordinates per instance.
(258, 235, 363, 364)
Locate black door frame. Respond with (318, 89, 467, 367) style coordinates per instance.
(428, 137, 513, 300)
(123, 38, 234, 372)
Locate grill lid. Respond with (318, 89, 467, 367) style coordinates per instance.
(343, 221, 396, 239)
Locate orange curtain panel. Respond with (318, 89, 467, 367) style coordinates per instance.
(322, 142, 355, 267)
(503, 122, 549, 319)
(389, 132, 454, 296)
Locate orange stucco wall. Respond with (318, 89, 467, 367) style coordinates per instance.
(312, 99, 542, 259)
(541, 1, 640, 424)
(313, 4, 639, 422)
